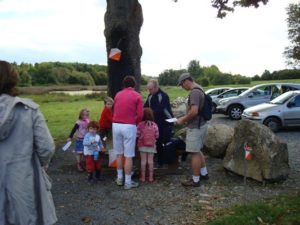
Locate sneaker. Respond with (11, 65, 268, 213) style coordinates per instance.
(116, 178, 123, 186)
(200, 174, 209, 180)
(124, 181, 139, 190)
(181, 179, 200, 187)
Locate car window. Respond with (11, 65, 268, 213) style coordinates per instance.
(223, 89, 238, 98)
(290, 95, 300, 107)
(251, 86, 271, 97)
(271, 85, 281, 99)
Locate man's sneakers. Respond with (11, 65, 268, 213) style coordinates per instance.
(124, 181, 139, 190)
(181, 179, 201, 187)
(200, 174, 209, 180)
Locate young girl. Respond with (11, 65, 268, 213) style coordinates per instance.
(68, 108, 90, 172)
(137, 108, 159, 182)
(83, 121, 104, 183)
(98, 96, 114, 145)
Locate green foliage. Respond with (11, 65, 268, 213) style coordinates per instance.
(68, 71, 95, 86)
(158, 69, 187, 86)
(14, 62, 107, 86)
(188, 60, 203, 78)
(207, 193, 300, 225)
(198, 77, 209, 87)
(284, 3, 300, 67)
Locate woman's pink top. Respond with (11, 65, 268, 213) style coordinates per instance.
(113, 87, 144, 125)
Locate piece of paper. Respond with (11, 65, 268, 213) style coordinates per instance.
(165, 118, 177, 123)
(62, 141, 72, 151)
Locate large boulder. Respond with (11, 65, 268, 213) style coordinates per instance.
(223, 120, 290, 182)
(203, 124, 234, 158)
(174, 124, 234, 159)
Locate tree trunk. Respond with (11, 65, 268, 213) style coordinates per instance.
(104, 0, 143, 98)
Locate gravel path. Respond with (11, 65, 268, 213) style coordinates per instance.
(49, 114, 300, 225)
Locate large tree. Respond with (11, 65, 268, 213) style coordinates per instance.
(284, 3, 300, 68)
(104, 0, 269, 97)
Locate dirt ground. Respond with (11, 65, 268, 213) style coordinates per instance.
(48, 114, 300, 225)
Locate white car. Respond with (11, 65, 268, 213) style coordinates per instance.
(217, 83, 300, 120)
(205, 87, 231, 97)
(242, 90, 300, 132)
(212, 87, 248, 113)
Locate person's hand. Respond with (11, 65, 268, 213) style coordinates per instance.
(176, 117, 184, 126)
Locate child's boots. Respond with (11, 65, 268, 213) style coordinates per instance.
(95, 170, 104, 181)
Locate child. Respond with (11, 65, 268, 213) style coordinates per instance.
(68, 108, 90, 172)
(137, 108, 159, 182)
(98, 96, 114, 145)
(83, 121, 105, 183)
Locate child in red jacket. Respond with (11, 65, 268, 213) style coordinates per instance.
(98, 96, 114, 145)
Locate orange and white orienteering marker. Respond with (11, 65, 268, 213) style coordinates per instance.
(109, 48, 122, 61)
(244, 144, 253, 161)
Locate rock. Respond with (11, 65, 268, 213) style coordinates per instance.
(174, 124, 234, 159)
(171, 97, 186, 118)
(203, 124, 234, 158)
(223, 120, 290, 182)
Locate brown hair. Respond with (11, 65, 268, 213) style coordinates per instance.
(142, 107, 154, 121)
(0, 60, 19, 96)
(123, 76, 136, 88)
(87, 121, 99, 130)
(78, 108, 90, 119)
(104, 96, 114, 104)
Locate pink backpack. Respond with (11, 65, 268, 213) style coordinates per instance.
(140, 121, 157, 147)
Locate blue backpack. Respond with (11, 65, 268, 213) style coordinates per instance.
(192, 87, 213, 123)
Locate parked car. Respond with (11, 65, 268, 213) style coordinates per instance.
(205, 87, 231, 97)
(217, 83, 300, 120)
(211, 87, 248, 113)
(242, 90, 300, 132)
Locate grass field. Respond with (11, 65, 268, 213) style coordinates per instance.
(23, 78, 300, 142)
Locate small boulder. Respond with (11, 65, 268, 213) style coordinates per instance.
(223, 120, 289, 182)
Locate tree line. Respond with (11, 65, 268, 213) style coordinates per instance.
(12, 60, 300, 87)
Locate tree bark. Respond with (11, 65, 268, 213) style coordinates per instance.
(104, 0, 143, 98)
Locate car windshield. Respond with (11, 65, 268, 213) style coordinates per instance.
(270, 92, 295, 104)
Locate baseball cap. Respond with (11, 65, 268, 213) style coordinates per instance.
(177, 72, 191, 86)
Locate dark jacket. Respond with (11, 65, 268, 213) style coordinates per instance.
(144, 88, 174, 142)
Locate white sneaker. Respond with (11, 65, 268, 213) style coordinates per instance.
(116, 178, 123, 186)
(124, 181, 139, 190)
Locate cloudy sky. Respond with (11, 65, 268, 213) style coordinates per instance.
(0, 0, 298, 77)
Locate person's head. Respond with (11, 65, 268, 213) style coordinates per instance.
(78, 108, 90, 120)
(0, 60, 19, 96)
(123, 75, 136, 88)
(142, 107, 154, 122)
(178, 72, 194, 90)
(104, 96, 114, 109)
(87, 121, 99, 135)
(146, 79, 159, 95)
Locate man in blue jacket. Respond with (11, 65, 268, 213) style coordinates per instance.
(144, 79, 174, 168)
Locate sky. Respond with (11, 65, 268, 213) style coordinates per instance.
(0, 0, 298, 77)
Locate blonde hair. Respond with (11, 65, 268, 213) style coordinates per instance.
(78, 108, 89, 119)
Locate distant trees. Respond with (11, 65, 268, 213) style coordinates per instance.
(14, 62, 108, 86)
(284, 3, 300, 68)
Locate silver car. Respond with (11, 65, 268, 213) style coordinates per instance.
(205, 87, 231, 97)
(217, 83, 300, 120)
(211, 87, 248, 113)
(242, 90, 300, 132)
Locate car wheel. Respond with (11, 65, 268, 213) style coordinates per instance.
(263, 117, 281, 132)
(212, 103, 217, 114)
(228, 105, 243, 120)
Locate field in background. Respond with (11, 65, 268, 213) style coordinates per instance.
(21, 78, 300, 142)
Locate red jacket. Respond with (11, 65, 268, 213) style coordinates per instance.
(99, 106, 113, 129)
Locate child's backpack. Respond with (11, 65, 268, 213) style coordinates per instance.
(140, 121, 157, 147)
(192, 87, 213, 122)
